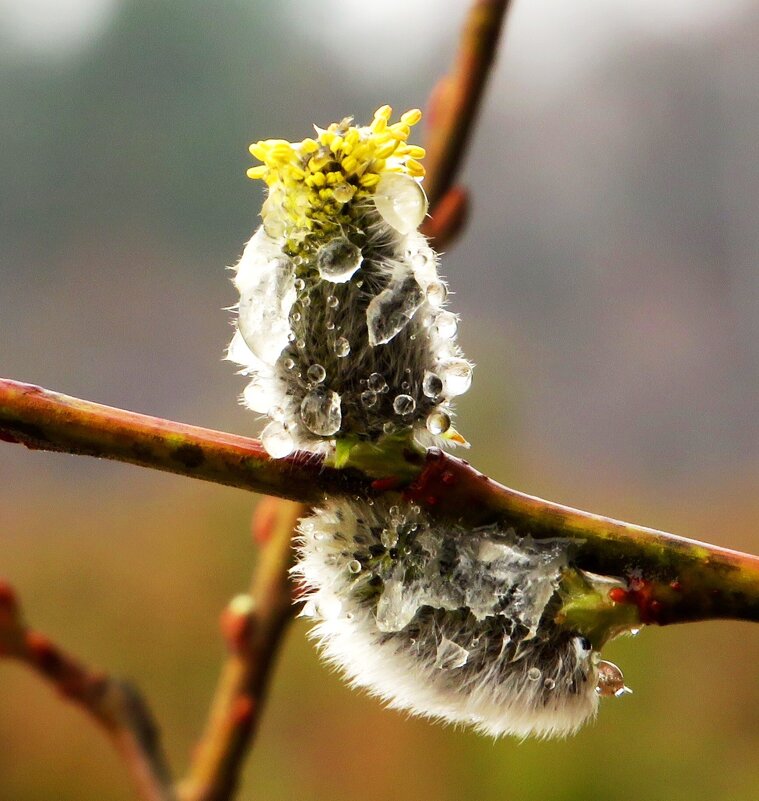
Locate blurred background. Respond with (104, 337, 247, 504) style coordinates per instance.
(1, 1, 758, 799)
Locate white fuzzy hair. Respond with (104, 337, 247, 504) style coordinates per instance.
(294, 498, 601, 738)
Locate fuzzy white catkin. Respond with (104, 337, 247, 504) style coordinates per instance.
(229, 109, 630, 738)
(227, 108, 472, 458)
(294, 498, 602, 738)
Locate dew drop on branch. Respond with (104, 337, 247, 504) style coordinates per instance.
(261, 421, 295, 458)
(373, 172, 429, 234)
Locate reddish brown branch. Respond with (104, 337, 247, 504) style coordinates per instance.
(178, 499, 302, 801)
(0, 581, 174, 801)
(421, 0, 511, 244)
(2, 377, 758, 627)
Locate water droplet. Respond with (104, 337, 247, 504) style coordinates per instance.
(368, 373, 387, 393)
(300, 389, 342, 436)
(544, 677, 556, 690)
(334, 336, 350, 357)
(283, 357, 296, 370)
(347, 559, 362, 574)
(302, 296, 311, 306)
(294, 278, 305, 291)
(393, 394, 416, 415)
(426, 281, 447, 307)
(291, 311, 301, 323)
(261, 421, 294, 458)
(426, 410, 451, 435)
(527, 667, 541, 681)
(326, 321, 335, 331)
(434, 637, 469, 670)
(422, 371, 443, 399)
(380, 528, 398, 548)
(317, 237, 363, 283)
(332, 183, 354, 204)
(382, 421, 397, 435)
(434, 311, 458, 339)
(440, 358, 472, 396)
(326, 295, 339, 308)
(630, 628, 641, 637)
(243, 378, 276, 414)
(306, 364, 326, 384)
(237, 254, 296, 364)
(373, 172, 429, 234)
(366, 272, 424, 346)
(269, 405, 284, 421)
(360, 390, 377, 408)
(595, 659, 631, 697)
(296, 338, 306, 349)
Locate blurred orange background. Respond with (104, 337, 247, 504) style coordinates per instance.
(1, 1, 757, 799)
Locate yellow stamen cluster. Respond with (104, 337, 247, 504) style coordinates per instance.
(246, 106, 426, 252)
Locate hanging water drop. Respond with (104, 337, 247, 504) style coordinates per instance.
(317, 237, 363, 283)
(595, 659, 632, 697)
(261, 421, 295, 459)
(426, 410, 451, 435)
(440, 358, 472, 396)
(300, 389, 342, 436)
(434, 311, 458, 339)
(426, 281, 447, 307)
(373, 172, 428, 234)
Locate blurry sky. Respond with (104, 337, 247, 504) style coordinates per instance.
(0, 2, 757, 800)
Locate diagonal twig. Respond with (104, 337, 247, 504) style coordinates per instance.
(177, 498, 303, 801)
(0, 581, 175, 801)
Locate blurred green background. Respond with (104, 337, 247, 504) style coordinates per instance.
(1, 1, 758, 799)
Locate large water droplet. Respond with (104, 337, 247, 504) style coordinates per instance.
(366, 272, 424, 346)
(237, 253, 296, 364)
(373, 172, 428, 234)
(426, 410, 451, 435)
(317, 237, 363, 283)
(434, 637, 469, 670)
(393, 394, 416, 415)
(440, 358, 472, 396)
(300, 388, 342, 436)
(261, 421, 294, 458)
(422, 371, 443, 399)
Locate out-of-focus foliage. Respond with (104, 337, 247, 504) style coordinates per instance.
(0, 1, 757, 799)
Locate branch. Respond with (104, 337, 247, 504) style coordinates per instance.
(178, 498, 302, 801)
(2, 378, 758, 627)
(421, 0, 511, 244)
(0, 581, 174, 801)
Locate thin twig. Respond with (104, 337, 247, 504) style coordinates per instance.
(0, 582, 175, 801)
(178, 499, 303, 801)
(421, 0, 511, 243)
(2, 378, 758, 626)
